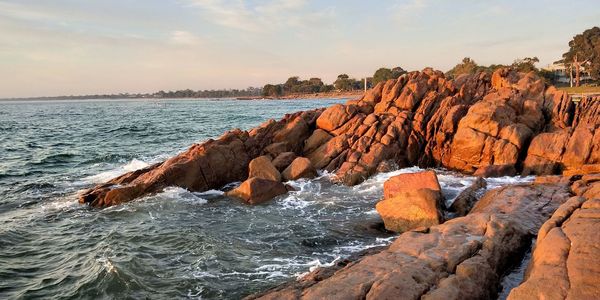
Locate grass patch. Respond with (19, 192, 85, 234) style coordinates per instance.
(557, 86, 600, 94)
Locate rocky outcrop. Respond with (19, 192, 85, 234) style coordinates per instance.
(507, 176, 600, 300)
(250, 182, 570, 299)
(376, 170, 444, 232)
(80, 68, 600, 208)
(80, 110, 320, 207)
(522, 95, 600, 176)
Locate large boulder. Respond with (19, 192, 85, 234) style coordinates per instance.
(376, 170, 444, 232)
(282, 157, 317, 181)
(316, 104, 357, 132)
(248, 155, 281, 182)
(383, 170, 441, 199)
(226, 177, 287, 205)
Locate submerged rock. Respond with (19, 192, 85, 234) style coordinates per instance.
(376, 170, 443, 233)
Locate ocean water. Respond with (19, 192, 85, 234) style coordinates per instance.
(0, 98, 531, 299)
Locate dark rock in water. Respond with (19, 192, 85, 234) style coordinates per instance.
(352, 220, 395, 235)
(473, 164, 516, 178)
(448, 177, 486, 216)
(250, 183, 570, 300)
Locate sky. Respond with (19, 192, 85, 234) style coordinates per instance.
(0, 0, 599, 98)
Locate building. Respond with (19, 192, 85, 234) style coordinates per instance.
(542, 63, 594, 86)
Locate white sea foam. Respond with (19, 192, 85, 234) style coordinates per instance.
(486, 175, 535, 189)
(160, 187, 208, 204)
(83, 159, 150, 184)
(277, 194, 311, 210)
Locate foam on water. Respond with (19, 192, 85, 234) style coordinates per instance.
(83, 159, 150, 184)
(159, 187, 208, 204)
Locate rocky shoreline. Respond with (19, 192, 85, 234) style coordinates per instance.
(79, 67, 599, 299)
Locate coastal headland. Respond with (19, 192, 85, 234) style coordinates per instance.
(79, 67, 600, 299)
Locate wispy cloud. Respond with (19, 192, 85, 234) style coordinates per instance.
(185, 0, 334, 33)
(170, 30, 203, 45)
(392, 0, 428, 24)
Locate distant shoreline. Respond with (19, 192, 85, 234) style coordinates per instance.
(0, 91, 364, 102)
(238, 90, 364, 100)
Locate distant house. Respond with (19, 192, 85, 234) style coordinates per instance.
(542, 63, 594, 86)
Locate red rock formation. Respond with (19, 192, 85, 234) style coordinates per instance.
(80, 110, 319, 207)
(522, 96, 600, 176)
(80, 68, 600, 208)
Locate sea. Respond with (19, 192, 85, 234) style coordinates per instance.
(0, 98, 531, 299)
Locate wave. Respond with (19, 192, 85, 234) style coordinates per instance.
(82, 159, 150, 184)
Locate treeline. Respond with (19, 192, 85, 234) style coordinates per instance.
(262, 67, 407, 97)
(445, 57, 543, 79)
(10, 87, 263, 101)
(153, 87, 262, 98)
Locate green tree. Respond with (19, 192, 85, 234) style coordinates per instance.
(283, 76, 301, 92)
(446, 57, 480, 78)
(263, 84, 283, 97)
(511, 57, 539, 73)
(560, 26, 600, 86)
(334, 74, 359, 91)
(372, 68, 393, 85)
(391, 67, 407, 78)
(372, 67, 407, 85)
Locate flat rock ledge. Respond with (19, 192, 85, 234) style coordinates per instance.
(248, 182, 571, 300)
(508, 176, 600, 300)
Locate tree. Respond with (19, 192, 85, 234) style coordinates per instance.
(372, 68, 393, 85)
(446, 57, 480, 78)
(263, 84, 283, 97)
(283, 76, 301, 93)
(334, 74, 360, 91)
(511, 57, 539, 73)
(372, 67, 407, 85)
(560, 26, 600, 86)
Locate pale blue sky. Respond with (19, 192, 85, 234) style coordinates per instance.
(0, 0, 598, 98)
